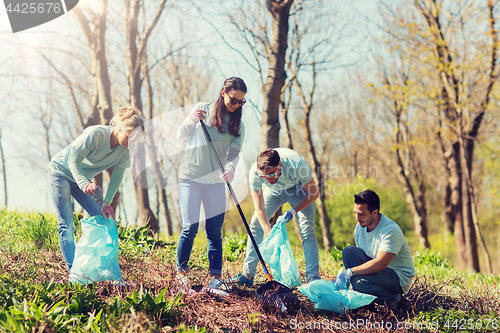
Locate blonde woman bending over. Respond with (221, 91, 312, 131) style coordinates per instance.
(47, 107, 145, 271)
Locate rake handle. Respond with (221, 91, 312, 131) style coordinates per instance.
(199, 120, 272, 282)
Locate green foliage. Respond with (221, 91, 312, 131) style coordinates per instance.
(0, 210, 30, 253)
(323, 178, 412, 248)
(247, 312, 260, 325)
(413, 308, 499, 333)
(0, 273, 187, 332)
(0, 210, 59, 253)
(118, 225, 173, 257)
(414, 249, 457, 280)
(0, 275, 106, 332)
(21, 213, 58, 250)
(223, 233, 247, 262)
(414, 249, 451, 269)
(118, 287, 187, 325)
(222, 196, 255, 234)
(329, 242, 350, 269)
(177, 324, 207, 332)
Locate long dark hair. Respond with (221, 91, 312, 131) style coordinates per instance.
(212, 77, 247, 136)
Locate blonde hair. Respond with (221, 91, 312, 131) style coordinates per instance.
(110, 106, 145, 131)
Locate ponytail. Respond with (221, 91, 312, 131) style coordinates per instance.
(110, 106, 145, 131)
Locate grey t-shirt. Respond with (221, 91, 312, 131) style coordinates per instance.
(249, 148, 312, 192)
(177, 102, 245, 183)
(49, 125, 130, 189)
(354, 213, 416, 294)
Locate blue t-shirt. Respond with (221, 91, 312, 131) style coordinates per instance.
(354, 214, 415, 294)
(249, 148, 312, 192)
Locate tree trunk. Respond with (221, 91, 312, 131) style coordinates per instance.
(415, 181, 429, 248)
(294, 62, 332, 250)
(393, 107, 430, 249)
(462, 175, 479, 272)
(125, 0, 167, 233)
(281, 83, 294, 150)
(74, 1, 118, 212)
(301, 107, 333, 250)
(126, 0, 158, 233)
(261, 0, 294, 149)
(73, 2, 113, 127)
(458, 0, 497, 274)
(143, 53, 173, 237)
(159, 189, 173, 237)
(462, 113, 492, 273)
(448, 144, 468, 271)
(415, 0, 489, 272)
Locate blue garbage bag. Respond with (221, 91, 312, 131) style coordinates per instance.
(69, 215, 122, 284)
(259, 216, 301, 288)
(298, 279, 377, 314)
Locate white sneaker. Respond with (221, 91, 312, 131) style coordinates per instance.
(176, 273, 195, 294)
(206, 276, 231, 292)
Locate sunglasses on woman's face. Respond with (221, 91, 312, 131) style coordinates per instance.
(228, 95, 246, 107)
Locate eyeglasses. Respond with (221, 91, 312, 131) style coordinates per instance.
(258, 166, 280, 179)
(227, 95, 246, 107)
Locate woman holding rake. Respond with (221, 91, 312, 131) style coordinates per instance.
(176, 77, 247, 292)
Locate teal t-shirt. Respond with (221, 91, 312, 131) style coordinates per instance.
(249, 148, 312, 192)
(354, 214, 415, 294)
(49, 125, 130, 190)
(177, 102, 245, 183)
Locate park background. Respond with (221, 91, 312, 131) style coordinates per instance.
(1, 0, 499, 277)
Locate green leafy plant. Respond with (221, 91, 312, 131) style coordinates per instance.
(177, 324, 207, 332)
(414, 308, 499, 333)
(21, 213, 58, 250)
(329, 242, 350, 267)
(414, 249, 451, 268)
(119, 225, 173, 257)
(223, 233, 247, 262)
(120, 286, 187, 325)
(414, 249, 457, 279)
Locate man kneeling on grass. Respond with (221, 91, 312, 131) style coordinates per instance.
(334, 189, 415, 310)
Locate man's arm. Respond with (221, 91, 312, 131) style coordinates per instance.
(294, 178, 320, 213)
(350, 251, 395, 275)
(251, 189, 272, 238)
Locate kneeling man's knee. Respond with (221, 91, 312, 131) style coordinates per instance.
(350, 276, 371, 294)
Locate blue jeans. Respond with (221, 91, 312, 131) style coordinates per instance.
(242, 185, 320, 282)
(47, 169, 103, 271)
(342, 246, 403, 299)
(176, 179, 226, 276)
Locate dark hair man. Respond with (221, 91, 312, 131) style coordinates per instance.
(233, 148, 321, 285)
(335, 189, 415, 310)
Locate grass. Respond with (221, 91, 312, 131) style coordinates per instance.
(0, 209, 499, 332)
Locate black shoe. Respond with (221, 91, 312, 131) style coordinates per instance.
(386, 293, 402, 311)
(357, 301, 376, 312)
(396, 294, 410, 311)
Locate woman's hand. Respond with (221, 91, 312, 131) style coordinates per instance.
(219, 170, 234, 183)
(101, 201, 116, 220)
(190, 109, 207, 124)
(83, 182, 97, 196)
